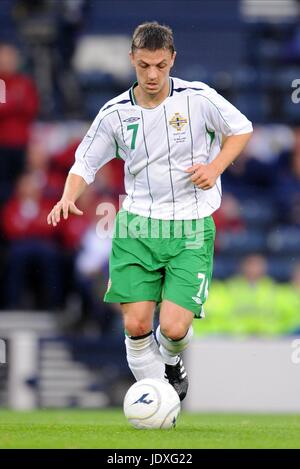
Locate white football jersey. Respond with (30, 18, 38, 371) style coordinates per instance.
(70, 77, 252, 220)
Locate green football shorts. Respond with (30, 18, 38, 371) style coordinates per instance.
(104, 209, 215, 317)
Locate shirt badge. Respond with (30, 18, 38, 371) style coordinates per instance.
(169, 113, 188, 131)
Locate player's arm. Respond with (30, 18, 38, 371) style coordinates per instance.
(186, 88, 253, 190)
(186, 132, 252, 190)
(47, 173, 87, 226)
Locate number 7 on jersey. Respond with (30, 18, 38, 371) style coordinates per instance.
(127, 124, 139, 150)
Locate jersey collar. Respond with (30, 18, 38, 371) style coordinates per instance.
(129, 78, 174, 106)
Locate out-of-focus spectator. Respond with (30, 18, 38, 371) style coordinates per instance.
(276, 127, 300, 225)
(276, 263, 300, 334)
(51, 140, 125, 196)
(56, 185, 99, 319)
(26, 140, 65, 201)
(51, 139, 82, 176)
(192, 278, 232, 336)
(13, 0, 86, 117)
(222, 148, 277, 198)
(221, 127, 291, 199)
(194, 254, 280, 337)
(283, 0, 300, 64)
(54, 0, 88, 116)
(57, 185, 99, 251)
(0, 42, 39, 204)
(227, 255, 280, 336)
(221, 150, 250, 197)
(213, 193, 243, 232)
(94, 159, 125, 196)
(59, 190, 121, 333)
(213, 193, 244, 252)
(2, 172, 61, 310)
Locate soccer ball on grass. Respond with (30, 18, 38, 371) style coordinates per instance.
(123, 378, 181, 429)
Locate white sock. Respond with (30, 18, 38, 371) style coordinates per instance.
(125, 331, 166, 381)
(159, 345, 180, 366)
(156, 325, 193, 366)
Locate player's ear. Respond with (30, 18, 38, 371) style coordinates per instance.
(129, 50, 135, 66)
(170, 51, 177, 67)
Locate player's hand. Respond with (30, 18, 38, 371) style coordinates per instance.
(185, 162, 220, 190)
(47, 199, 83, 226)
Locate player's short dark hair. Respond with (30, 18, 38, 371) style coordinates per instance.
(131, 22, 175, 54)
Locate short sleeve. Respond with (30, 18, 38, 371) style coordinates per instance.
(201, 88, 253, 136)
(69, 111, 116, 185)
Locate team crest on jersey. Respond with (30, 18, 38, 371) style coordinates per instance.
(123, 117, 140, 123)
(169, 113, 188, 131)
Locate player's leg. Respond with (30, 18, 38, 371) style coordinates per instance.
(158, 299, 194, 362)
(156, 216, 216, 400)
(156, 300, 193, 400)
(104, 210, 165, 382)
(121, 300, 165, 381)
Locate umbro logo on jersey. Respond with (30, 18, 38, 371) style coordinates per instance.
(123, 117, 140, 123)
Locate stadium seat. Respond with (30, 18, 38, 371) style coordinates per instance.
(267, 226, 300, 254)
(213, 255, 238, 279)
(240, 198, 276, 228)
(283, 95, 300, 123)
(84, 91, 117, 118)
(233, 91, 267, 124)
(257, 40, 282, 64)
(73, 34, 132, 82)
(218, 230, 266, 254)
(232, 67, 259, 90)
(276, 67, 300, 90)
(266, 256, 299, 282)
(77, 71, 115, 88)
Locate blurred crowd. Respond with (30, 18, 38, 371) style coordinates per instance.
(0, 1, 300, 337)
(0, 42, 125, 333)
(194, 254, 300, 337)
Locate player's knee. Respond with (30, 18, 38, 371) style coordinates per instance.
(124, 318, 152, 337)
(160, 323, 189, 341)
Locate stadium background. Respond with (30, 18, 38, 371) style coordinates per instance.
(0, 0, 300, 414)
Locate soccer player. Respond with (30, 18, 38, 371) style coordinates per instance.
(47, 22, 253, 401)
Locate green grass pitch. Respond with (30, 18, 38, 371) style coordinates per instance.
(0, 409, 299, 449)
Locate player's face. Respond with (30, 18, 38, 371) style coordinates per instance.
(130, 48, 176, 96)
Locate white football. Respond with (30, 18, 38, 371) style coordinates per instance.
(123, 378, 181, 429)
